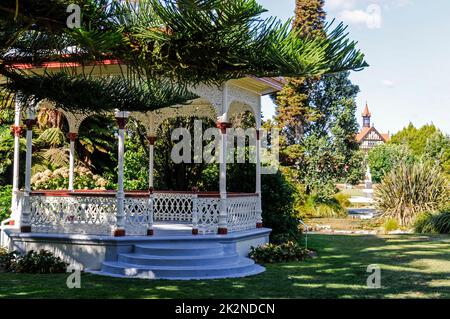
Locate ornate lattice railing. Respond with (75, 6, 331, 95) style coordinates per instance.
(28, 191, 259, 236)
(153, 192, 195, 222)
(124, 195, 151, 236)
(192, 194, 258, 234)
(30, 193, 117, 235)
(192, 196, 221, 234)
(227, 195, 258, 233)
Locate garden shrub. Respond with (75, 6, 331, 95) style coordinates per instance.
(0, 185, 12, 222)
(414, 210, 450, 234)
(13, 250, 68, 274)
(282, 168, 350, 219)
(0, 247, 17, 272)
(335, 192, 351, 209)
(382, 218, 399, 232)
(270, 232, 301, 245)
(124, 135, 150, 190)
(0, 249, 68, 274)
(299, 193, 349, 218)
(260, 171, 300, 240)
(249, 241, 309, 264)
(375, 162, 450, 227)
(31, 167, 109, 190)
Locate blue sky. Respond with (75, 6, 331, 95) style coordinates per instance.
(258, 0, 450, 134)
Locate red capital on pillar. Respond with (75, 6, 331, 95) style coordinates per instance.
(147, 136, 157, 145)
(68, 132, 78, 142)
(10, 125, 23, 137)
(216, 122, 232, 134)
(116, 117, 128, 129)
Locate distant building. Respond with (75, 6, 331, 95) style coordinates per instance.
(356, 103, 390, 152)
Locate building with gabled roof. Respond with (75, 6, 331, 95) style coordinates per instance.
(356, 103, 390, 152)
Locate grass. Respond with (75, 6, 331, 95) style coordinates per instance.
(307, 217, 377, 231)
(1, 234, 450, 299)
(339, 188, 366, 197)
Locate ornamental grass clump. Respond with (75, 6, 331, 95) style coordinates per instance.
(375, 162, 450, 227)
(414, 209, 450, 234)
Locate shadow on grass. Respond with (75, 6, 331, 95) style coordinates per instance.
(1, 234, 450, 299)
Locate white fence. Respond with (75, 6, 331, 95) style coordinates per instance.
(26, 191, 258, 236)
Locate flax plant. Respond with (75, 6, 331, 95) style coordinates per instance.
(375, 162, 450, 227)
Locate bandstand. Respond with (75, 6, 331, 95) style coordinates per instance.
(1, 61, 282, 279)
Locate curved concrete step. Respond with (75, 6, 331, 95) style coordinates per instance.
(118, 252, 240, 267)
(99, 258, 264, 280)
(134, 243, 223, 256)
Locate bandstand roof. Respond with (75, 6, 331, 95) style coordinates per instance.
(2, 60, 283, 136)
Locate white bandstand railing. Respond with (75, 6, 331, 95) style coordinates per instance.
(30, 192, 117, 235)
(227, 196, 258, 233)
(27, 191, 259, 236)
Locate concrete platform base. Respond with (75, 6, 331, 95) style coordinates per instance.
(4, 226, 270, 279)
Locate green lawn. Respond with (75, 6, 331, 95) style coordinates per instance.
(339, 188, 366, 197)
(1, 234, 450, 299)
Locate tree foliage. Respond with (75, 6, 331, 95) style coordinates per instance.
(368, 143, 415, 183)
(275, 0, 327, 143)
(0, 0, 367, 114)
(390, 123, 438, 156)
(424, 131, 450, 176)
(389, 123, 450, 176)
(275, 0, 364, 204)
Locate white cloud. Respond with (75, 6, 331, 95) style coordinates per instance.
(327, 0, 411, 11)
(327, 0, 411, 28)
(382, 80, 395, 88)
(339, 4, 382, 29)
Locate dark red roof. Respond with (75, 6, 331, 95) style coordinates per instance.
(362, 103, 371, 117)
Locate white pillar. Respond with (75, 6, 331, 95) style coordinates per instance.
(21, 110, 36, 233)
(114, 111, 129, 237)
(217, 121, 231, 235)
(68, 133, 77, 191)
(217, 84, 230, 235)
(255, 96, 263, 228)
(147, 136, 156, 236)
(148, 136, 156, 190)
(10, 97, 22, 224)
